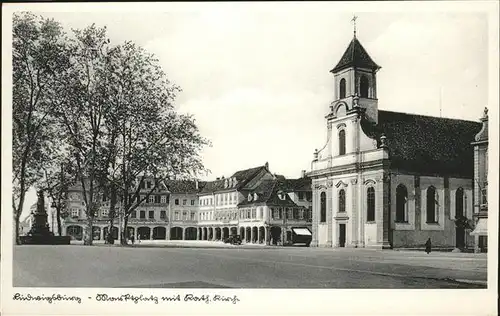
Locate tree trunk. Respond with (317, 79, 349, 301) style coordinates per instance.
(14, 213, 21, 245)
(84, 215, 94, 245)
(56, 206, 62, 236)
(121, 215, 129, 246)
(108, 184, 117, 243)
(14, 188, 27, 245)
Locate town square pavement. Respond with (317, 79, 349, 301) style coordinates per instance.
(13, 242, 487, 288)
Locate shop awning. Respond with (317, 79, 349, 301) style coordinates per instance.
(471, 218, 488, 236)
(292, 228, 312, 236)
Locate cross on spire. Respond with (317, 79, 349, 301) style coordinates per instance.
(351, 15, 358, 37)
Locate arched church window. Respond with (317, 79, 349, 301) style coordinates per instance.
(338, 189, 346, 213)
(338, 129, 346, 156)
(339, 78, 346, 99)
(320, 192, 326, 223)
(367, 187, 375, 222)
(360, 75, 369, 98)
(455, 188, 464, 218)
(396, 184, 408, 222)
(426, 186, 437, 223)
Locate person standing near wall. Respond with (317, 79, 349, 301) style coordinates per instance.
(425, 238, 432, 254)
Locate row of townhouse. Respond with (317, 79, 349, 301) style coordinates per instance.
(62, 162, 313, 245)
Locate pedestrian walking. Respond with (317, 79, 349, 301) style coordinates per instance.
(130, 234, 135, 244)
(137, 234, 141, 243)
(425, 237, 432, 254)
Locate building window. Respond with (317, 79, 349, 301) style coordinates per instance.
(293, 208, 299, 219)
(367, 187, 375, 222)
(101, 209, 109, 218)
(71, 208, 79, 217)
(175, 199, 179, 205)
(191, 199, 195, 206)
(148, 211, 154, 219)
(298, 192, 304, 200)
(160, 210, 166, 219)
(183, 211, 188, 220)
(481, 186, 487, 205)
(455, 188, 464, 218)
(306, 192, 312, 201)
(190, 212, 196, 221)
(146, 181, 152, 189)
(298, 209, 304, 219)
(338, 129, 346, 156)
(320, 192, 326, 223)
(426, 186, 437, 223)
(339, 78, 346, 99)
(396, 184, 408, 222)
(140, 211, 146, 219)
(338, 189, 346, 213)
(183, 199, 187, 205)
(360, 75, 369, 98)
(131, 211, 136, 219)
(259, 208, 264, 219)
(174, 211, 180, 220)
(153, 195, 159, 203)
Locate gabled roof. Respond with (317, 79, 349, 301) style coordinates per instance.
(237, 179, 300, 208)
(164, 180, 198, 194)
(331, 37, 380, 73)
(199, 164, 269, 193)
(278, 177, 312, 192)
(361, 110, 482, 177)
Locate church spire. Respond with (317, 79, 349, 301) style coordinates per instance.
(352, 15, 358, 38)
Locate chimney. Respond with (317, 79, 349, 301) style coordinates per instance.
(265, 162, 269, 170)
(216, 177, 220, 180)
(195, 179, 199, 190)
(301, 170, 306, 178)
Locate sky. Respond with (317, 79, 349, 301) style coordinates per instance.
(11, 5, 490, 219)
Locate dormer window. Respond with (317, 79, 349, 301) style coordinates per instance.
(253, 193, 258, 200)
(248, 194, 252, 202)
(278, 192, 286, 200)
(224, 179, 228, 189)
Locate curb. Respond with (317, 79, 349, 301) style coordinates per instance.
(453, 279, 488, 286)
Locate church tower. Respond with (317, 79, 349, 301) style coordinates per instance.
(330, 19, 381, 123)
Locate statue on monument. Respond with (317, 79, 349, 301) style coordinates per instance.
(27, 190, 54, 238)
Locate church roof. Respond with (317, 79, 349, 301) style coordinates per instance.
(331, 37, 380, 73)
(361, 110, 482, 177)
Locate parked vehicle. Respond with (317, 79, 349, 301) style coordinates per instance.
(224, 235, 242, 245)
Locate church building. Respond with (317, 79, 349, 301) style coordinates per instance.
(308, 26, 483, 250)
